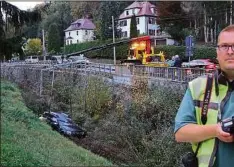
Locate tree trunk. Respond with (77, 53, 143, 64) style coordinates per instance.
(214, 20, 217, 43)
(211, 27, 213, 43)
(203, 4, 208, 43)
(5, 10, 7, 32)
(195, 19, 197, 30)
(230, 1, 233, 24)
(207, 27, 209, 43)
(226, 7, 228, 24)
(0, 1, 3, 27)
(210, 17, 213, 43)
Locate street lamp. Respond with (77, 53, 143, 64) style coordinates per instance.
(112, 16, 116, 65)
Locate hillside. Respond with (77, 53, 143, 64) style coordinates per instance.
(0, 80, 113, 166)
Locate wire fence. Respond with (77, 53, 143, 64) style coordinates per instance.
(1, 61, 214, 89)
(1, 61, 214, 166)
(0, 61, 214, 115)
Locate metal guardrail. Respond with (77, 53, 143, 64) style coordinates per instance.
(1, 61, 215, 83)
(52, 62, 214, 82)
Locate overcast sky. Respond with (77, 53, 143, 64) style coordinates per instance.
(9, 1, 44, 11)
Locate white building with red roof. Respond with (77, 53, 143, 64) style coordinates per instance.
(64, 18, 96, 45)
(118, 1, 174, 45)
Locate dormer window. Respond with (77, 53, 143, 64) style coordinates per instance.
(126, 10, 129, 15)
(77, 31, 79, 35)
(132, 9, 135, 14)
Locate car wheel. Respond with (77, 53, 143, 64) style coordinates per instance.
(59, 130, 65, 136)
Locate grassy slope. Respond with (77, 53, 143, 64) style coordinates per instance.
(1, 80, 113, 166)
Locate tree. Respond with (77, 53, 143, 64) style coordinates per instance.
(130, 14, 138, 38)
(98, 1, 131, 40)
(24, 38, 42, 56)
(47, 23, 61, 53)
(157, 1, 192, 44)
(0, 1, 41, 60)
(40, 2, 72, 48)
(70, 1, 100, 20)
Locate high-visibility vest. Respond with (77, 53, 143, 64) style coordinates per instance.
(189, 75, 228, 167)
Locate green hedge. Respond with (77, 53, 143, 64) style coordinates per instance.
(65, 40, 217, 61)
(64, 39, 128, 60)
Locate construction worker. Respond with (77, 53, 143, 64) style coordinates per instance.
(174, 24, 234, 167)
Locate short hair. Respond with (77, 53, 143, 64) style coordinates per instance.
(218, 24, 234, 42)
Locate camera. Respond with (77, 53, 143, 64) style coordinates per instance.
(182, 152, 198, 167)
(221, 116, 234, 134)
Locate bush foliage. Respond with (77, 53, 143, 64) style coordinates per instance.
(18, 70, 191, 166)
(1, 80, 113, 167)
(65, 39, 217, 61)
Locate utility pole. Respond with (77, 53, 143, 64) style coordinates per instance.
(112, 16, 116, 65)
(42, 29, 46, 61)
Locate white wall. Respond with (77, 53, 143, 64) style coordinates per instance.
(137, 16, 146, 34)
(65, 29, 94, 45)
(166, 39, 175, 45)
(118, 7, 175, 45)
(118, 16, 160, 37)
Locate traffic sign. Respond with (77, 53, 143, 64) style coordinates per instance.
(185, 35, 194, 57)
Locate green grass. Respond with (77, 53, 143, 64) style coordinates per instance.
(1, 80, 113, 166)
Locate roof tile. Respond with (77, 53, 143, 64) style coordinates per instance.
(64, 19, 96, 32)
(119, 1, 157, 20)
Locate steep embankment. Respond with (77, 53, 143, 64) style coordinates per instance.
(1, 80, 113, 166)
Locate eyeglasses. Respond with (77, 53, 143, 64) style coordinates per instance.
(217, 45, 234, 52)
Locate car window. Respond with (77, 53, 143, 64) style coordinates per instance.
(191, 60, 204, 64)
(44, 113, 55, 118)
(67, 124, 79, 129)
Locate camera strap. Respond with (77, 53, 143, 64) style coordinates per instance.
(201, 74, 214, 125)
(195, 74, 214, 156)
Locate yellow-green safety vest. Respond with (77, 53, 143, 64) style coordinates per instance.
(189, 75, 228, 167)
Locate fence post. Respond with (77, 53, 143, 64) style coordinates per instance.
(40, 69, 43, 96)
(49, 70, 55, 113)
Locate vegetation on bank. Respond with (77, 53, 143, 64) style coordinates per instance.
(65, 39, 217, 61)
(0, 80, 113, 166)
(16, 69, 191, 166)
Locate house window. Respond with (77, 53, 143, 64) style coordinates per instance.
(67, 40, 69, 45)
(137, 18, 140, 24)
(85, 30, 88, 35)
(126, 11, 129, 15)
(121, 31, 127, 37)
(120, 20, 127, 27)
(69, 32, 71, 36)
(77, 40, 79, 43)
(70, 40, 72, 44)
(149, 29, 155, 36)
(157, 30, 162, 36)
(77, 31, 78, 35)
(148, 18, 156, 24)
(137, 30, 140, 35)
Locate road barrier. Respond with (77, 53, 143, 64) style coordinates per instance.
(1, 61, 215, 83)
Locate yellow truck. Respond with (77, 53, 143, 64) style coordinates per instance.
(122, 36, 168, 67)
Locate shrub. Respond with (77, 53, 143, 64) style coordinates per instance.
(65, 40, 216, 61)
